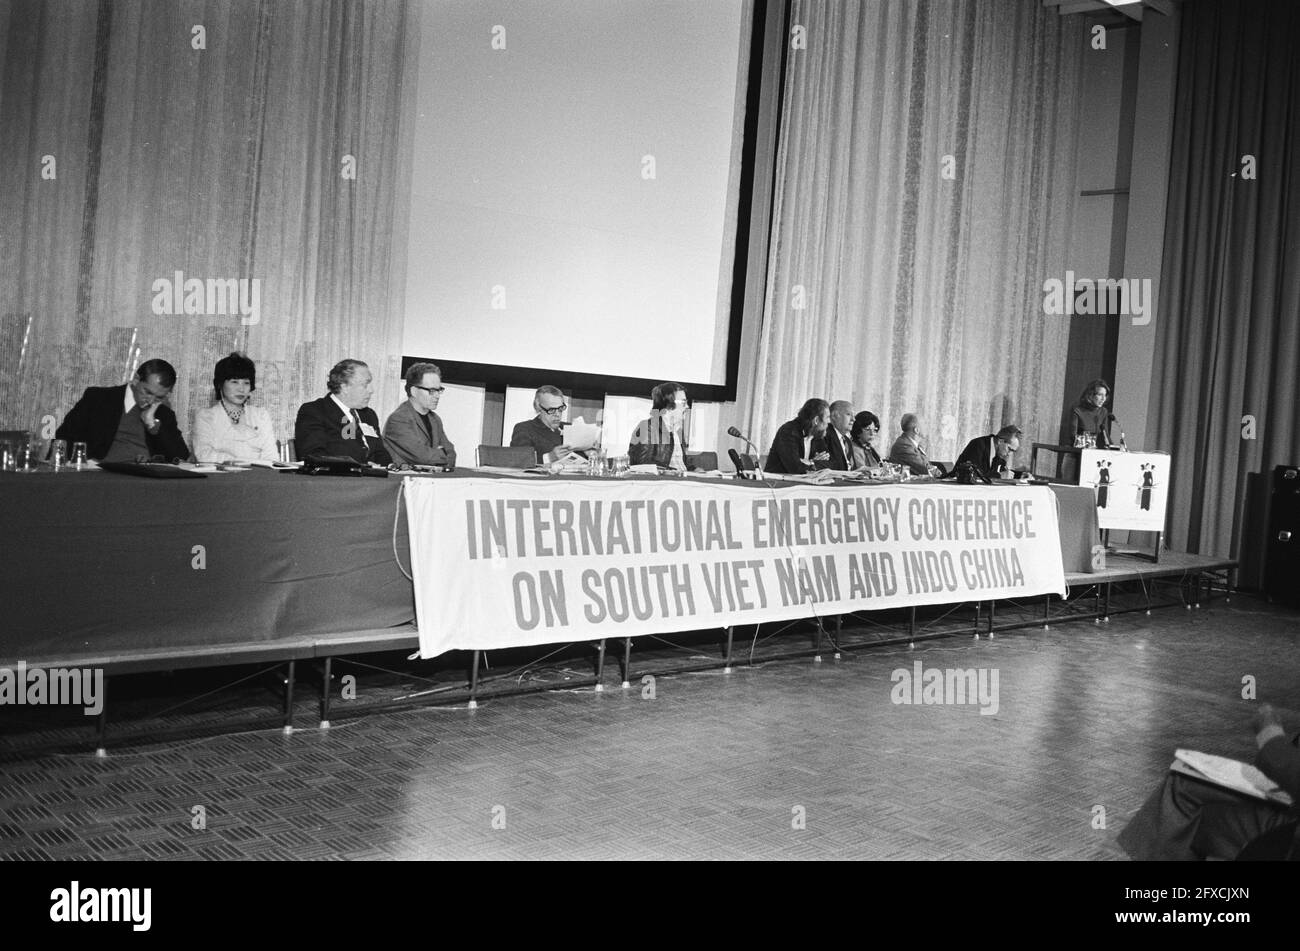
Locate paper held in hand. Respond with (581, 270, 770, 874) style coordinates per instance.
(563, 416, 601, 452)
(1172, 749, 1294, 805)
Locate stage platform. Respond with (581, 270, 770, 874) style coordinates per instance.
(1, 549, 1240, 755)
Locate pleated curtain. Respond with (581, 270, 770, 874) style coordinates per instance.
(744, 0, 1085, 467)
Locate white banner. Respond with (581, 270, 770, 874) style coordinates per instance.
(405, 478, 1068, 658)
(1080, 449, 1169, 532)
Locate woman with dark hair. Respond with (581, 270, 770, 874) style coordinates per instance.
(849, 411, 883, 469)
(193, 352, 278, 462)
(628, 382, 689, 469)
(1072, 378, 1113, 449)
(765, 398, 831, 474)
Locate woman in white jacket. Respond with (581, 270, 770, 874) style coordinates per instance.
(193, 352, 279, 463)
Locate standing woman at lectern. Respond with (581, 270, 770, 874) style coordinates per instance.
(1072, 378, 1114, 449)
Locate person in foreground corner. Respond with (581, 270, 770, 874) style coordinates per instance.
(627, 382, 688, 470)
(193, 352, 278, 462)
(764, 398, 830, 474)
(954, 424, 1026, 480)
(56, 358, 191, 462)
(1072, 377, 1114, 448)
(383, 362, 456, 468)
(849, 411, 884, 469)
(294, 358, 392, 466)
(510, 385, 577, 464)
(1117, 704, 1300, 860)
(888, 413, 942, 477)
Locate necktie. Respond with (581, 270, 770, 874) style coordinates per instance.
(350, 409, 369, 449)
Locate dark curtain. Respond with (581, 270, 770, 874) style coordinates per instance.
(1148, 0, 1300, 583)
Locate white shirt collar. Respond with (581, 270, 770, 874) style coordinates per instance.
(123, 384, 135, 415)
(329, 393, 353, 419)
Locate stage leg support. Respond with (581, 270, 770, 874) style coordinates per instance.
(723, 626, 734, 673)
(468, 650, 481, 709)
(621, 638, 632, 688)
(319, 656, 332, 728)
(594, 639, 607, 691)
(282, 660, 295, 733)
(95, 677, 109, 758)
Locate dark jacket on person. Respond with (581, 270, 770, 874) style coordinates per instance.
(509, 416, 564, 464)
(294, 395, 391, 465)
(765, 418, 827, 474)
(56, 384, 190, 461)
(955, 434, 1015, 480)
(627, 415, 686, 468)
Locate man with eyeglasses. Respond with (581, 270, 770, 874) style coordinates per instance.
(55, 358, 191, 462)
(510, 384, 576, 464)
(383, 362, 456, 468)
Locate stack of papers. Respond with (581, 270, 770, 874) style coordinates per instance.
(1172, 749, 1293, 805)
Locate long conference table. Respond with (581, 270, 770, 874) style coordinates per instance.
(2, 467, 1099, 667)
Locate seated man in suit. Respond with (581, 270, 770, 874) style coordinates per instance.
(954, 424, 1025, 480)
(294, 358, 392, 465)
(824, 400, 857, 471)
(56, 358, 190, 462)
(628, 382, 689, 470)
(888, 413, 941, 476)
(510, 385, 575, 464)
(383, 362, 456, 468)
(1117, 703, 1300, 860)
(764, 398, 831, 474)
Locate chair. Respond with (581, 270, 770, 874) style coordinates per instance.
(477, 445, 537, 468)
(686, 450, 718, 472)
(727, 451, 757, 474)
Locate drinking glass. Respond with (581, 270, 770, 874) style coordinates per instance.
(48, 438, 67, 471)
(0, 441, 15, 472)
(71, 441, 88, 469)
(16, 445, 39, 473)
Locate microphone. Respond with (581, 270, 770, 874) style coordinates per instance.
(1107, 414, 1128, 452)
(727, 426, 762, 478)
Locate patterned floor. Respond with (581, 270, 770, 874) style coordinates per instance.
(1, 595, 1296, 860)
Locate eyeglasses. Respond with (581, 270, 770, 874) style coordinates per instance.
(412, 384, 445, 395)
(540, 403, 568, 416)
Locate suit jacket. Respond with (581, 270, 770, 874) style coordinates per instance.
(294, 396, 392, 465)
(627, 417, 686, 469)
(955, 434, 1013, 480)
(888, 434, 932, 476)
(510, 416, 564, 464)
(383, 401, 455, 467)
(850, 441, 882, 469)
(764, 419, 828, 474)
(55, 384, 190, 461)
(825, 428, 856, 471)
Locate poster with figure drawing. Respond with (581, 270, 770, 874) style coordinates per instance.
(1081, 449, 1170, 532)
